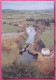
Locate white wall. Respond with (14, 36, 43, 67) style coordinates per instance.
(41, 49, 50, 55)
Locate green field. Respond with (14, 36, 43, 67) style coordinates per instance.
(2, 11, 54, 19)
(40, 30, 54, 50)
(2, 24, 25, 33)
(2, 11, 54, 26)
(2, 10, 54, 33)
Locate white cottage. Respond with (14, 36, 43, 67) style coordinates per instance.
(41, 48, 50, 55)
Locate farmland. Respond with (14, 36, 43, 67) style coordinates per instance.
(2, 10, 54, 78)
(41, 29, 54, 50)
(2, 24, 25, 33)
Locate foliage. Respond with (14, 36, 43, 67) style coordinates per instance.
(2, 62, 46, 78)
(45, 19, 50, 26)
(37, 40, 46, 48)
(26, 18, 35, 21)
(3, 22, 6, 24)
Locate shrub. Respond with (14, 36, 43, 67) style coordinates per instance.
(2, 62, 46, 78)
(13, 24, 18, 26)
(3, 22, 6, 24)
(45, 19, 50, 26)
(50, 19, 54, 23)
(37, 40, 45, 48)
(26, 18, 35, 21)
(8, 22, 12, 25)
(35, 20, 38, 23)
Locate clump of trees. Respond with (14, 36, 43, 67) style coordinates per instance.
(2, 61, 46, 78)
(45, 19, 50, 26)
(13, 24, 18, 26)
(8, 22, 12, 25)
(50, 19, 54, 23)
(34, 18, 54, 26)
(33, 24, 39, 28)
(37, 40, 46, 48)
(3, 22, 6, 24)
(34, 39, 46, 52)
(35, 20, 38, 23)
(26, 18, 35, 21)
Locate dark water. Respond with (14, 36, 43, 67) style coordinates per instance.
(19, 47, 37, 64)
(19, 27, 37, 64)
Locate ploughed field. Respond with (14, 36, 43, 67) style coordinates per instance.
(2, 10, 54, 78)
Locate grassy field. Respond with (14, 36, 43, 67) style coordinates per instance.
(2, 23, 25, 33)
(2, 11, 54, 19)
(2, 11, 54, 33)
(2, 11, 54, 26)
(40, 29, 54, 50)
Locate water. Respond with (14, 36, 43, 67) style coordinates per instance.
(19, 27, 37, 64)
(2, 32, 23, 37)
(26, 27, 36, 44)
(19, 47, 37, 64)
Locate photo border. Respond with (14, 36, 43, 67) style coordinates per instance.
(0, 0, 56, 80)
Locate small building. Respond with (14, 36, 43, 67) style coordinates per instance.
(41, 48, 50, 55)
(18, 24, 23, 27)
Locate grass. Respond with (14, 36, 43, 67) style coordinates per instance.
(2, 10, 54, 78)
(40, 29, 54, 50)
(2, 31, 28, 67)
(2, 62, 46, 78)
(2, 11, 54, 20)
(2, 35, 20, 67)
(2, 23, 24, 33)
(2, 11, 54, 34)
(22, 34, 29, 48)
(26, 21, 35, 25)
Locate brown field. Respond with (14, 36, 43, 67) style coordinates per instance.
(2, 31, 28, 67)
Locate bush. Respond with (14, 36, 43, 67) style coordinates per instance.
(13, 24, 18, 26)
(37, 40, 45, 48)
(2, 62, 46, 78)
(50, 19, 54, 23)
(3, 22, 6, 24)
(8, 22, 12, 25)
(35, 20, 38, 23)
(45, 19, 50, 26)
(26, 18, 35, 21)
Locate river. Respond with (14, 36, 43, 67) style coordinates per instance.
(2, 26, 37, 64)
(19, 27, 37, 64)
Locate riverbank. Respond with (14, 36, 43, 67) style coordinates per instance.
(2, 32, 24, 37)
(26, 27, 31, 34)
(29, 43, 54, 78)
(2, 26, 31, 37)
(28, 23, 54, 78)
(2, 31, 28, 67)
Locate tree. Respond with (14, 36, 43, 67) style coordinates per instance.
(45, 19, 50, 26)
